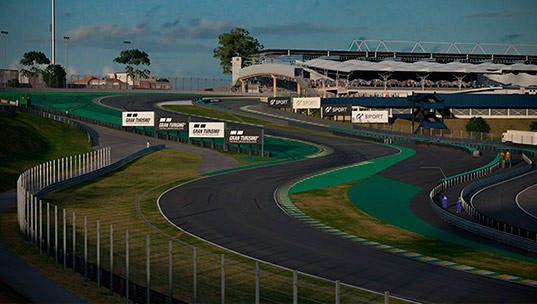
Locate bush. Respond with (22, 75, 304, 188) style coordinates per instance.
(465, 116, 490, 133)
(7, 79, 20, 88)
(530, 121, 537, 131)
(42, 64, 66, 88)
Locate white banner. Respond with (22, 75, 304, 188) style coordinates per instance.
(352, 110, 389, 123)
(189, 122, 225, 138)
(122, 111, 155, 127)
(292, 97, 321, 109)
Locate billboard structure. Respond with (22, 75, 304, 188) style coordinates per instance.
(156, 116, 189, 131)
(351, 110, 389, 123)
(322, 104, 352, 117)
(188, 122, 225, 138)
(292, 97, 321, 109)
(122, 111, 155, 127)
(225, 129, 263, 144)
(268, 97, 291, 108)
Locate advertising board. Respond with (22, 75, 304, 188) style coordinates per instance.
(122, 111, 155, 127)
(268, 97, 291, 108)
(225, 129, 263, 144)
(156, 116, 189, 131)
(351, 110, 389, 123)
(188, 122, 225, 138)
(292, 97, 321, 109)
(322, 104, 352, 116)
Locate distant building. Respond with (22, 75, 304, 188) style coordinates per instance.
(106, 72, 170, 89)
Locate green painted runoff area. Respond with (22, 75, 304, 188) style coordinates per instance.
(348, 174, 537, 263)
(289, 145, 416, 194)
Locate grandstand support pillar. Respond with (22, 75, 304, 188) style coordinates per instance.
(240, 79, 245, 93)
(271, 75, 277, 97)
(297, 82, 301, 97)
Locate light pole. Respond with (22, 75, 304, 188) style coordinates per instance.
(1, 31, 7, 70)
(63, 36, 70, 75)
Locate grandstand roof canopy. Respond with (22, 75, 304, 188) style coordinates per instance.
(302, 59, 537, 74)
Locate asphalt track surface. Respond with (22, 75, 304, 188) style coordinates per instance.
(471, 166, 537, 232)
(101, 96, 537, 303)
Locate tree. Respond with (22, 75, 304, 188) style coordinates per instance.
(42, 64, 67, 88)
(530, 121, 537, 131)
(20, 51, 50, 88)
(156, 77, 169, 82)
(213, 28, 263, 74)
(466, 116, 490, 133)
(113, 49, 151, 85)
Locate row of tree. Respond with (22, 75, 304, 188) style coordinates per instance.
(15, 49, 152, 88)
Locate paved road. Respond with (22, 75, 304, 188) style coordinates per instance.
(471, 165, 537, 232)
(99, 96, 537, 302)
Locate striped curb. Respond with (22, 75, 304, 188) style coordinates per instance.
(275, 171, 537, 288)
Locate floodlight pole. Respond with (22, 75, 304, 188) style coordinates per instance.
(51, 0, 55, 64)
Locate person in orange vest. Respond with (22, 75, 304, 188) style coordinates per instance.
(506, 151, 511, 167)
(500, 152, 505, 168)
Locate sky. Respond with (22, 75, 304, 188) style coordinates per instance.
(1, 0, 536, 79)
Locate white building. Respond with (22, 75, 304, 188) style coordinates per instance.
(106, 72, 157, 86)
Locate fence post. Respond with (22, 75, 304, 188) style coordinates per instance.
(169, 240, 172, 303)
(47, 203, 50, 258)
(193, 247, 197, 304)
(255, 262, 260, 304)
(384, 291, 390, 304)
(293, 270, 298, 304)
(55, 205, 58, 264)
(335, 280, 340, 304)
(73, 212, 76, 275)
(97, 220, 100, 288)
(221, 254, 225, 304)
(39, 200, 42, 254)
(147, 235, 150, 304)
(110, 224, 114, 295)
(84, 216, 87, 279)
(126, 229, 129, 304)
(63, 208, 66, 269)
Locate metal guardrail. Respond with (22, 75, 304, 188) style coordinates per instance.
(429, 153, 537, 252)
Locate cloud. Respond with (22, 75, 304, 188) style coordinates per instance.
(500, 34, 522, 42)
(9, 60, 22, 70)
(466, 7, 537, 18)
(251, 22, 352, 36)
(101, 65, 115, 76)
(67, 23, 149, 49)
(68, 65, 78, 75)
(162, 18, 234, 39)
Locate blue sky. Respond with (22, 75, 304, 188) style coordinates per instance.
(1, 0, 536, 79)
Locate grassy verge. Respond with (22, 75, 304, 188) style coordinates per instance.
(3, 149, 409, 303)
(289, 181, 537, 280)
(0, 110, 91, 192)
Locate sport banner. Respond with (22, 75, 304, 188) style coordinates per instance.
(292, 97, 321, 109)
(322, 104, 352, 116)
(351, 110, 389, 123)
(268, 97, 291, 108)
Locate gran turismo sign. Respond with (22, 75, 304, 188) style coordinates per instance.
(225, 129, 263, 144)
(156, 116, 188, 131)
(188, 122, 225, 138)
(122, 111, 155, 127)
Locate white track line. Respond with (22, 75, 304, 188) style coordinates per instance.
(515, 182, 537, 221)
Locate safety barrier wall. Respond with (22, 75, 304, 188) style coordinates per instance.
(429, 154, 537, 252)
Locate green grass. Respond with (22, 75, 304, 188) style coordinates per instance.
(27, 149, 409, 304)
(0, 111, 91, 192)
(290, 181, 537, 281)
